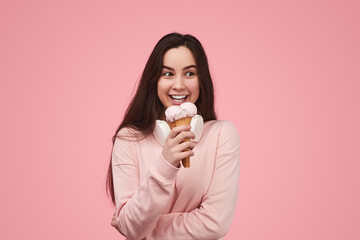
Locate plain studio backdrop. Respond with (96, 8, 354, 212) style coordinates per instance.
(0, 0, 359, 239)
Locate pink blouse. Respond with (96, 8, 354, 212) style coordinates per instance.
(112, 120, 240, 240)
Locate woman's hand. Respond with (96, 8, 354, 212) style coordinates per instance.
(111, 212, 121, 233)
(162, 125, 195, 168)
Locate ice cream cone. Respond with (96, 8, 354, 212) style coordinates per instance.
(167, 116, 192, 168)
(174, 116, 192, 126)
(167, 121, 176, 129)
(165, 103, 197, 168)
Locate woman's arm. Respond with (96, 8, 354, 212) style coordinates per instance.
(147, 121, 240, 240)
(112, 126, 195, 239)
(112, 129, 180, 239)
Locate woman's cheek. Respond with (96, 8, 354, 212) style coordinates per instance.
(187, 78, 200, 97)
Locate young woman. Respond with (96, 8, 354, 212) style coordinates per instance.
(106, 33, 240, 240)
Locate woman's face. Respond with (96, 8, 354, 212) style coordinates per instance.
(157, 46, 200, 108)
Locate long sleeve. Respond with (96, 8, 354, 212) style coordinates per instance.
(147, 121, 240, 240)
(111, 129, 180, 240)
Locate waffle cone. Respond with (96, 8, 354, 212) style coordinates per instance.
(167, 121, 176, 129)
(174, 116, 192, 126)
(167, 116, 192, 168)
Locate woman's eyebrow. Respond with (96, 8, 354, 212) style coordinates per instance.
(162, 65, 197, 70)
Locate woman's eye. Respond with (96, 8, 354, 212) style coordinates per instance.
(185, 71, 195, 77)
(163, 72, 173, 77)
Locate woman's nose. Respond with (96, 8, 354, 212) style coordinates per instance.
(172, 76, 185, 90)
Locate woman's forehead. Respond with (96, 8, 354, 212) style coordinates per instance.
(163, 46, 196, 67)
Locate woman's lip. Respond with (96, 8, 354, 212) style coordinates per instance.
(169, 95, 188, 105)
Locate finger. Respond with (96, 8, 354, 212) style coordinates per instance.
(168, 125, 191, 139)
(177, 150, 194, 160)
(172, 142, 195, 156)
(111, 215, 117, 227)
(111, 219, 116, 227)
(178, 141, 195, 151)
(172, 131, 195, 144)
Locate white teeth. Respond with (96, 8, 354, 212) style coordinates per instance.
(171, 95, 187, 100)
(170, 95, 187, 103)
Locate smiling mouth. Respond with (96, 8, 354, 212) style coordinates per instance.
(170, 95, 188, 104)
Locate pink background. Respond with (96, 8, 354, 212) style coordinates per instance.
(1, 0, 359, 239)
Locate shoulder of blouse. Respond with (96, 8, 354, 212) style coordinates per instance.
(202, 120, 239, 147)
(115, 127, 144, 142)
(204, 120, 238, 133)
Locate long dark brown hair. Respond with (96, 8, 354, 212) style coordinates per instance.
(106, 32, 217, 205)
